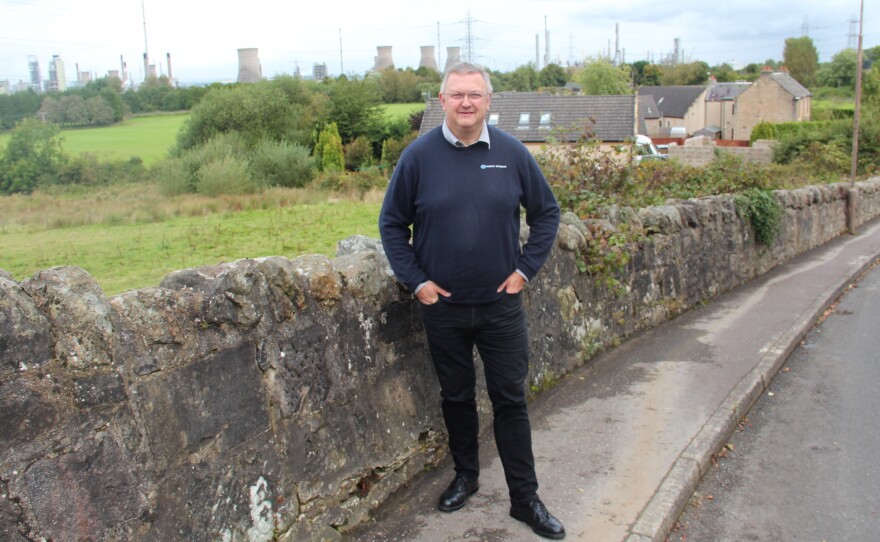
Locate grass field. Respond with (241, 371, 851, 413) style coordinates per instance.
(0, 104, 423, 163)
(0, 106, 429, 294)
(0, 113, 188, 165)
(0, 183, 384, 295)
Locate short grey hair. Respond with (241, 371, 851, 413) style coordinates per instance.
(441, 62, 493, 94)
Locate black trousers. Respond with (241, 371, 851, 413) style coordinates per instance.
(420, 292, 539, 505)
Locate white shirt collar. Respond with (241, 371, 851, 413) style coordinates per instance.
(442, 120, 491, 149)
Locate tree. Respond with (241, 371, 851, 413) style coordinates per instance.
(538, 63, 568, 88)
(175, 81, 303, 152)
(0, 90, 42, 130)
(865, 46, 880, 68)
(641, 64, 663, 86)
(376, 68, 423, 103)
(710, 63, 738, 83)
(575, 58, 631, 95)
(661, 61, 710, 86)
(0, 118, 66, 194)
(783, 36, 819, 87)
(314, 122, 344, 172)
(863, 66, 880, 109)
(324, 77, 384, 144)
(818, 48, 858, 89)
(507, 64, 539, 91)
(85, 96, 115, 125)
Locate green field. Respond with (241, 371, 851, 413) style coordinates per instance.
(0, 106, 430, 294)
(0, 113, 188, 165)
(1, 184, 383, 295)
(0, 104, 423, 163)
(383, 102, 425, 120)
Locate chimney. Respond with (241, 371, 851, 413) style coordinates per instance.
(167, 52, 173, 82)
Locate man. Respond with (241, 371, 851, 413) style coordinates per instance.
(379, 62, 565, 540)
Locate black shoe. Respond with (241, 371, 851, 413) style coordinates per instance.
(510, 498, 566, 539)
(437, 475, 479, 512)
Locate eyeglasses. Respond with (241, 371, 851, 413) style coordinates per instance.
(444, 92, 487, 103)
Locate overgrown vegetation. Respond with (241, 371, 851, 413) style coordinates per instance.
(735, 188, 782, 245)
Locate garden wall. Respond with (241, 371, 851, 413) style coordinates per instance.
(2, 177, 879, 541)
(667, 137, 775, 167)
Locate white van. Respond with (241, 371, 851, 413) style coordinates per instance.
(633, 135, 668, 164)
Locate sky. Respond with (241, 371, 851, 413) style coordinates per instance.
(1, 0, 875, 86)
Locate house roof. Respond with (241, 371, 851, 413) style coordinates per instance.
(705, 82, 751, 101)
(637, 85, 707, 118)
(766, 71, 812, 99)
(637, 94, 660, 135)
(419, 92, 637, 143)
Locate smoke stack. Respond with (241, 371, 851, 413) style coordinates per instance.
(166, 52, 172, 82)
(237, 48, 262, 83)
(374, 46, 394, 71)
(419, 46, 439, 71)
(444, 47, 461, 72)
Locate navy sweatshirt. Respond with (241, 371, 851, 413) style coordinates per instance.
(379, 125, 560, 305)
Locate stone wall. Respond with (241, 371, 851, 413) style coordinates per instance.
(666, 137, 775, 167)
(2, 178, 879, 541)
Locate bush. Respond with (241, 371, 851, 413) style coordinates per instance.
(344, 136, 374, 170)
(57, 154, 146, 186)
(175, 82, 304, 153)
(0, 118, 66, 194)
(154, 157, 194, 196)
(196, 156, 253, 196)
(250, 139, 316, 188)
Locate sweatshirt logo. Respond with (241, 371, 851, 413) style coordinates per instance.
(480, 164, 508, 169)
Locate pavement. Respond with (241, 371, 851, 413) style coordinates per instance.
(345, 217, 880, 542)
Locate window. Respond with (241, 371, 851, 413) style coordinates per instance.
(518, 112, 530, 129)
(539, 112, 552, 129)
(488, 113, 499, 126)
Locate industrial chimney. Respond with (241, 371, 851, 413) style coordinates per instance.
(166, 52, 172, 82)
(237, 48, 262, 83)
(374, 46, 394, 71)
(444, 47, 461, 72)
(419, 46, 439, 72)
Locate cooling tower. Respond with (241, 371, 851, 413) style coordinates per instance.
(444, 47, 461, 72)
(374, 46, 394, 71)
(419, 46, 439, 71)
(237, 48, 262, 83)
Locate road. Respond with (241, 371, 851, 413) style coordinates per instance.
(667, 259, 880, 541)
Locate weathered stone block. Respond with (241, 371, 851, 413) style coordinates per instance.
(24, 437, 146, 542)
(0, 271, 52, 373)
(132, 342, 269, 468)
(21, 266, 114, 369)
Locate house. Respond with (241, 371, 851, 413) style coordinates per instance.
(638, 94, 662, 136)
(638, 71, 811, 142)
(419, 92, 639, 152)
(731, 69, 811, 140)
(636, 85, 708, 138)
(705, 81, 751, 140)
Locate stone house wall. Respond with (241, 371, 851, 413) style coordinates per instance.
(2, 178, 879, 541)
(733, 73, 811, 140)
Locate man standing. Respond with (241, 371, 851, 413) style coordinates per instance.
(379, 62, 565, 540)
